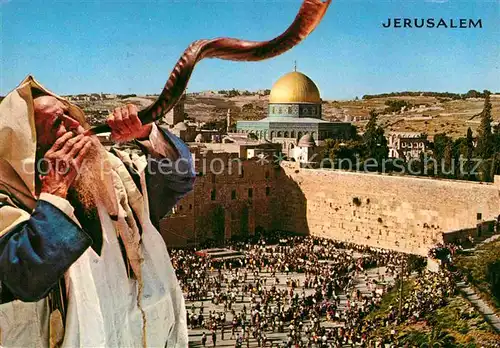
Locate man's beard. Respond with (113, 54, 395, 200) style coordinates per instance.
(71, 140, 112, 213)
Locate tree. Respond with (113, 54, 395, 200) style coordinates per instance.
(442, 140, 454, 177)
(432, 133, 458, 178)
(466, 128, 474, 179)
(363, 110, 389, 171)
(493, 123, 500, 154)
(324, 139, 366, 170)
(476, 92, 493, 159)
(346, 124, 361, 141)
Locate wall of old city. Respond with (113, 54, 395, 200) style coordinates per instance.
(274, 162, 500, 255)
(159, 153, 499, 255)
(159, 152, 278, 248)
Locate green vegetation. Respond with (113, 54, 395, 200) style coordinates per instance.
(383, 100, 414, 114)
(365, 280, 414, 321)
(217, 89, 267, 97)
(117, 94, 137, 99)
(363, 110, 389, 168)
(322, 110, 389, 171)
(218, 89, 241, 97)
(362, 90, 491, 100)
(455, 238, 500, 312)
(476, 92, 494, 159)
(201, 118, 227, 132)
(368, 281, 499, 347)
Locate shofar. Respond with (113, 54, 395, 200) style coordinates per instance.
(86, 0, 332, 136)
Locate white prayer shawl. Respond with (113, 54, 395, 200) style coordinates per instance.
(0, 76, 188, 347)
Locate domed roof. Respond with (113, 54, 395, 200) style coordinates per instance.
(173, 121, 188, 131)
(269, 71, 321, 104)
(298, 133, 315, 147)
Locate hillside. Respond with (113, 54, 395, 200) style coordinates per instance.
(183, 93, 500, 138)
(16, 92, 499, 138)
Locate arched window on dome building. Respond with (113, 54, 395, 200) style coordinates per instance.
(277, 131, 282, 137)
(284, 131, 289, 138)
(297, 131, 302, 139)
(270, 131, 275, 139)
(291, 130, 295, 139)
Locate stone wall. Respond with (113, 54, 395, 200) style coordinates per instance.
(159, 152, 277, 248)
(158, 153, 499, 255)
(274, 162, 500, 255)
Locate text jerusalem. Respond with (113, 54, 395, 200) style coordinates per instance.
(382, 18, 483, 29)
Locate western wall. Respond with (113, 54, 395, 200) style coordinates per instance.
(159, 157, 500, 256)
(273, 162, 500, 255)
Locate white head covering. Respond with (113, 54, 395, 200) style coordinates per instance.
(0, 75, 88, 197)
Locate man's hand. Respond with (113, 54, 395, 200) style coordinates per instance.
(40, 132, 93, 198)
(107, 104, 152, 142)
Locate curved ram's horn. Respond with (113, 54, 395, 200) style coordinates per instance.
(87, 0, 332, 135)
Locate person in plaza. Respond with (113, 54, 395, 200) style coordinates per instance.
(0, 76, 195, 347)
(211, 329, 217, 347)
(201, 332, 207, 347)
(172, 232, 466, 347)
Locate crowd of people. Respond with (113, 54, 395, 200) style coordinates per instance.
(170, 235, 458, 347)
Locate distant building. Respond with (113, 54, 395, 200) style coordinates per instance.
(170, 121, 197, 142)
(387, 132, 427, 160)
(291, 133, 322, 166)
(102, 93, 117, 100)
(194, 130, 222, 143)
(196, 133, 281, 160)
(237, 71, 353, 158)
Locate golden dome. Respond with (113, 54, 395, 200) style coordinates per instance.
(269, 71, 321, 104)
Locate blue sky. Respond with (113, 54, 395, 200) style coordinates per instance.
(1, 0, 498, 100)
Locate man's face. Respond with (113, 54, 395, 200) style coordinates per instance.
(33, 96, 84, 150)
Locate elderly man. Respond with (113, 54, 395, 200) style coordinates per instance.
(0, 76, 194, 347)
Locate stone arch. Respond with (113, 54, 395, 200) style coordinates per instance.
(277, 131, 283, 137)
(270, 131, 275, 139)
(297, 131, 303, 139)
(291, 130, 295, 139)
(284, 131, 289, 138)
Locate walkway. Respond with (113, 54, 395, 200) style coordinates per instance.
(457, 232, 500, 333)
(457, 281, 500, 333)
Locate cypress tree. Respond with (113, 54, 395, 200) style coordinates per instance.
(466, 127, 474, 179)
(476, 92, 493, 159)
(363, 110, 389, 170)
